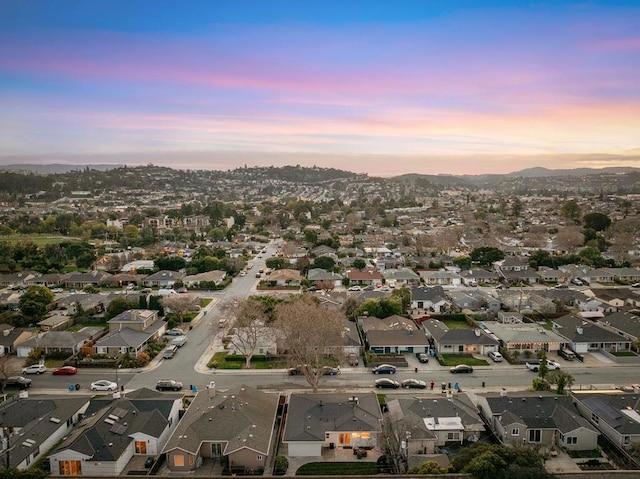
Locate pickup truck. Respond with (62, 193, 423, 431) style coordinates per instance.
(526, 359, 561, 372)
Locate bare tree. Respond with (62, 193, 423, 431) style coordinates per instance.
(556, 226, 584, 254)
(227, 298, 269, 368)
(316, 280, 335, 293)
(0, 355, 19, 393)
(161, 294, 198, 324)
(274, 295, 345, 392)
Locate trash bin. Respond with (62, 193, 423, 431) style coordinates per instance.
(120, 385, 124, 392)
(414, 367, 418, 373)
(441, 382, 446, 392)
(68, 384, 75, 392)
(75, 384, 81, 391)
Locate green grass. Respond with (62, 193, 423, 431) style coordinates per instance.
(610, 350, 637, 357)
(296, 462, 378, 476)
(200, 298, 212, 307)
(44, 359, 66, 368)
(0, 235, 83, 245)
(440, 353, 489, 366)
(207, 351, 281, 369)
(441, 319, 472, 330)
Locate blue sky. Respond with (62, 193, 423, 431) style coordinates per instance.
(1, 1, 639, 175)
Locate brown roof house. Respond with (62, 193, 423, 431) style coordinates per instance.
(163, 385, 279, 475)
(267, 268, 302, 287)
(94, 309, 165, 358)
(359, 315, 430, 355)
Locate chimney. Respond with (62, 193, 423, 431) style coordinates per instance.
(207, 381, 216, 398)
(576, 327, 583, 335)
(349, 396, 358, 405)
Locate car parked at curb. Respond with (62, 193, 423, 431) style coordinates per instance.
(5, 376, 32, 390)
(375, 378, 400, 389)
(91, 380, 118, 391)
(52, 366, 78, 375)
(401, 379, 427, 389)
(165, 328, 184, 336)
(372, 364, 397, 374)
(450, 364, 474, 374)
(22, 364, 46, 375)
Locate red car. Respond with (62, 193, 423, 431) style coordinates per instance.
(52, 366, 77, 376)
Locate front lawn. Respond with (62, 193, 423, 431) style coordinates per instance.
(441, 319, 472, 330)
(440, 354, 489, 366)
(296, 462, 378, 476)
(207, 352, 282, 369)
(610, 351, 637, 357)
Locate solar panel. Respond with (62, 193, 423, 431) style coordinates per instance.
(112, 407, 128, 419)
(110, 423, 127, 435)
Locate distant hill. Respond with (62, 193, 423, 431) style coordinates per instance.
(0, 164, 123, 174)
(507, 166, 640, 177)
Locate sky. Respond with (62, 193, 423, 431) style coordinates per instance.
(1, 0, 640, 176)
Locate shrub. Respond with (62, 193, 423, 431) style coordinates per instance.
(274, 456, 289, 475)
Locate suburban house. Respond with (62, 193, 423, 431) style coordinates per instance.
(324, 319, 362, 360)
(142, 270, 184, 288)
(448, 291, 482, 311)
(386, 393, 485, 467)
(536, 267, 569, 284)
(574, 392, 640, 450)
(94, 309, 165, 357)
(0, 396, 90, 470)
(597, 312, 640, 345)
(57, 293, 111, 316)
(307, 268, 343, 288)
(267, 268, 302, 287)
(460, 269, 500, 286)
(422, 319, 499, 356)
(227, 325, 282, 357)
(591, 288, 640, 311)
(358, 315, 430, 354)
(0, 324, 35, 356)
(283, 393, 382, 457)
(410, 286, 450, 313)
(419, 270, 462, 287)
(382, 268, 421, 287)
(163, 385, 279, 474)
(552, 314, 632, 354)
(0, 271, 39, 288)
(64, 271, 113, 289)
(38, 313, 74, 331)
(182, 270, 227, 288)
(477, 392, 599, 451)
(346, 267, 384, 287)
(49, 388, 182, 476)
(486, 322, 566, 356)
(16, 327, 104, 358)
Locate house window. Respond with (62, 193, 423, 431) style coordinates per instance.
(361, 433, 371, 439)
(257, 455, 263, 461)
(446, 432, 460, 441)
(189, 455, 194, 465)
(566, 437, 577, 445)
(528, 430, 541, 443)
(135, 441, 147, 454)
(59, 460, 82, 475)
(173, 455, 185, 467)
(211, 443, 223, 457)
(511, 428, 519, 436)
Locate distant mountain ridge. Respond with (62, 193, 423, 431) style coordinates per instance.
(0, 163, 123, 174)
(505, 166, 640, 177)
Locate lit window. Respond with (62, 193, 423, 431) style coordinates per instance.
(59, 460, 82, 476)
(174, 455, 185, 467)
(361, 433, 371, 439)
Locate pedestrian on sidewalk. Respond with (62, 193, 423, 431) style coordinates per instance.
(430, 380, 435, 391)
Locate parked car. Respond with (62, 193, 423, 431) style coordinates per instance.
(163, 346, 178, 359)
(632, 283, 640, 288)
(165, 328, 184, 336)
(52, 366, 78, 375)
(401, 379, 427, 389)
(372, 364, 397, 374)
(90, 380, 118, 391)
(375, 378, 400, 389)
(155, 379, 183, 391)
(488, 351, 503, 362)
(558, 348, 576, 360)
(5, 376, 32, 390)
(22, 364, 46, 375)
(144, 457, 155, 469)
(347, 353, 359, 366)
(318, 366, 340, 376)
(416, 352, 429, 363)
(348, 286, 362, 291)
(450, 364, 474, 374)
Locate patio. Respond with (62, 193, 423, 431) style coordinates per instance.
(281, 443, 383, 475)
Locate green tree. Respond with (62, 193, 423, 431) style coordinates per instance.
(352, 258, 366, 270)
(391, 287, 411, 312)
(464, 450, 507, 479)
(106, 297, 139, 319)
(408, 461, 447, 474)
(312, 256, 335, 270)
(154, 255, 187, 271)
(266, 257, 291, 270)
(470, 247, 505, 267)
(354, 298, 403, 318)
(583, 212, 611, 231)
(453, 255, 472, 270)
(561, 199, 581, 222)
(18, 286, 55, 319)
(547, 370, 575, 394)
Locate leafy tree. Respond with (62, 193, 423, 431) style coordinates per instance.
(106, 297, 139, 319)
(561, 199, 581, 222)
(583, 212, 611, 231)
(18, 286, 55, 319)
(354, 298, 403, 318)
(391, 287, 411, 312)
(408, 461, 447, 474)
(352, 258, 366, 270)
(453, 255, 472, 270)
(547, 370, 575, 394)
(312, 256, 335, 270)
(470, 247, 505, 268)
(464, 450, 507, 479)
(154, 255, 187, 271)
(265, 257, 290, 270)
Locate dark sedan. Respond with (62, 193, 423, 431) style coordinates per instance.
(450, 364, 474, 374)
(401, 379, 427, 389)
(5, 376, 32, 390)
(374, 378, 400, 389)
(371, 364, 397, 374)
